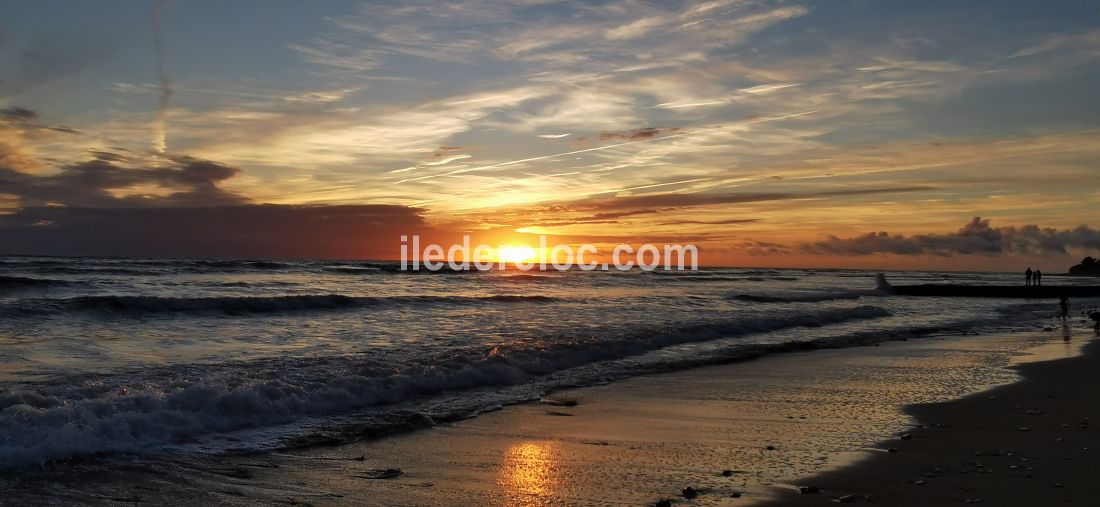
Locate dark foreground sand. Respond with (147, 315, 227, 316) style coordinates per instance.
(4, 327, 1096, 506)
(760, 336, 1100, 506)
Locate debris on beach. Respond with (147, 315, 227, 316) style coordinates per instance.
(540, 398, 579, 407)
(798, 485, 820, 494)
(682, 486, 698, 499)
(654, 500, 672, 507)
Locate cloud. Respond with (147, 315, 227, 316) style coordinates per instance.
(477, 185, 934, 232)
(282, 87, 362, 104)
(661, 218, 762, 226)
(1, 107, 38, 122)
(0, 125, 39, 173)
(737, 239, 791, 256)
(1010, 29, 1100, 58)
(597, 126, 682, 142)
(0, 156, 247, 208)
(0, 29, 119, 95)
(297, 0, 810, 81)
(424, 154, 470, 166)
(605, 16, 666, 41)
(1, 105, 82, 135)
(0, 204, 435, 259)
(574, 185, 935, 212)
(151, 0, 174, 155)
(0, 107, 50, 173)
(651, 82, 799, 109)
(802, 217, 1100, 257)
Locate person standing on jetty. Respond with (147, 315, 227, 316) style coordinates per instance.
(1035, 269, 1043, 286)
(1025, 267, 1033, 286)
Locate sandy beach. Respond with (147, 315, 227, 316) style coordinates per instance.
(7, 324, 1095, 506)
(761, 332, 1100, 505)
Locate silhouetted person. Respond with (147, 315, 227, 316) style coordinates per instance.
(1059, 295, 1069, 320)
(1035, 270, 1042, 287)
(1025, 267, 1032, 287)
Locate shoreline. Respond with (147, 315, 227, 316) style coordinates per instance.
(760, 329, 1100, 505)
(4, 326, 1089, 505)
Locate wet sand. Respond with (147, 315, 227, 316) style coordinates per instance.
(4, 328, 1093, 506)
(760, 333, 1100, 505)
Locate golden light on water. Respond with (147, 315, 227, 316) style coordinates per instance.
(497, 441, 558, 505)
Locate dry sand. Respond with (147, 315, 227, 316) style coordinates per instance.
(4, 328, 1094, 506)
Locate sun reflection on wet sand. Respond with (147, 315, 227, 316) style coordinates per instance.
(497, 441, 558, 506)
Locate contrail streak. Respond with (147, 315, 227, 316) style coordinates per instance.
(396, 110, 819, 184)
(151, 0, 173, 155)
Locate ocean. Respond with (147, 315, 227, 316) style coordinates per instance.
(0, 256, 1081, 469)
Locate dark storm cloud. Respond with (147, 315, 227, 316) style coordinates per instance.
(0, 156, 247, 207)
(0, 204, 434, 259)
(803, 217, 1100, 257)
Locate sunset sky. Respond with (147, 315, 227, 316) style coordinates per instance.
(1, 0, 1099, 269)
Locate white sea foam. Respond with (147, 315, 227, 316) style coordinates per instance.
(0, 305, 892, 467)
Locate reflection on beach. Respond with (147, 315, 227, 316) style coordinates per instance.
(497, 441, 558, 505)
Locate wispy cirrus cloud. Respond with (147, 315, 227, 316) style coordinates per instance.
(6, 0, 1100, 267)
(1010, 29, 1100, 58)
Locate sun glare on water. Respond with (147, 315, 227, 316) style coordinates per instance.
(497, 245, 537, 264)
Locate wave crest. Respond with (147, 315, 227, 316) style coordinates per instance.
(7, 294, 560, 316)
(0, 305, 890, 467)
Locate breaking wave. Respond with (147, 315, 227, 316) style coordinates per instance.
(728, 289, 878, 303)
(0, 305, 891, 467)
(6, 294, 560, 316)
(0, 276, 74, 291)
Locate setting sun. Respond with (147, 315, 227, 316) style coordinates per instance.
(496, 245, 537, 264)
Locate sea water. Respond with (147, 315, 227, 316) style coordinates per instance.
(0, 256, 1086, 467)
